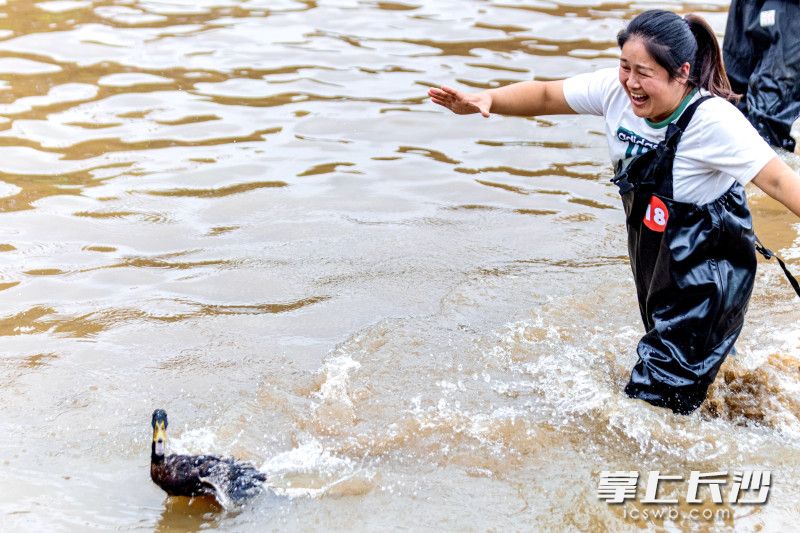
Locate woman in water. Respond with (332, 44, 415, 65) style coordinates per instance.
(428, 10, 800, 414)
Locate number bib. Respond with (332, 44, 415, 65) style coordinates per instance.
(643, 195, 669, 232)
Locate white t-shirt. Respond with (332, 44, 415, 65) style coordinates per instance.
(562, 68, 776, 204)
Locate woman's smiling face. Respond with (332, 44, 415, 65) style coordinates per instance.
(619, 37, 691, 122)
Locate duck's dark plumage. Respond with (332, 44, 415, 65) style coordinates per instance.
(151, 453, 267, 503)
(149, 409, 267, 506)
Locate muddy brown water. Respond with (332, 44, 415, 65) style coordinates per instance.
(0, 0, 798, 531)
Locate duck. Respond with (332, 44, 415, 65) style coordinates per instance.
(149, 409, 268, 506)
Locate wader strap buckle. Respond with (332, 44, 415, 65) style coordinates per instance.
(755, 235, 800, 298)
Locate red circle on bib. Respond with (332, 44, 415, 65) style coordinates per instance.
(643, 195, 669, 232)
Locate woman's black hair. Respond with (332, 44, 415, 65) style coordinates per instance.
(617, 10, 740, 103)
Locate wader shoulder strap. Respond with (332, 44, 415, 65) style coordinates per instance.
(755, 236, 800, 298)
(675, 95, 712, 131)
(664, 95, 714, 150)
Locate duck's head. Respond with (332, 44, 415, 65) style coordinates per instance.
(151, 409, 168, 462)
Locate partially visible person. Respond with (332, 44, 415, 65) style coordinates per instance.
(723, 0, 800, 152)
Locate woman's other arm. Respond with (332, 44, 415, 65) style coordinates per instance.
(752, 157, 800, 218)
(428, 80, 576, 118)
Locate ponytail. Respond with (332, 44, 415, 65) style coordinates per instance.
(684, 14, 740, 103)
(618, 10, 741, 104)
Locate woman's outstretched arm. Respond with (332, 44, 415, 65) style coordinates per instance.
(752, 157, 800, 218)
(428, 80, 576, 118)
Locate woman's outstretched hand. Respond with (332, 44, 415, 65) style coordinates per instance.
(428, 86, 491, 117)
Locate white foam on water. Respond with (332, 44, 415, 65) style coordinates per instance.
(772, 323, 800, 354)
(783, 223, 800, 259)
(475, 311, 800, 463)
(35, 1, 91, 13)
(169, 426, 219, 455)
(260, 439, 373, 498)
(314, 354, 361, 406)
(489, 318, 614, 415)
